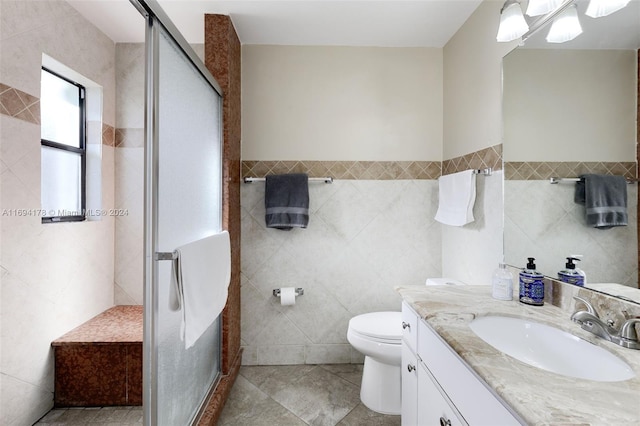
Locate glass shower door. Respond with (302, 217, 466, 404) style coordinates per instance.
(139, 3, 224, 424)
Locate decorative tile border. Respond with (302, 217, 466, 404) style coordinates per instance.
(442, 144, 503, 176)
(0, 83, 40, 125)
(242, 160, 442, 180)
(505, 161, 637, 180)
(115, 128, 144, 148)
(102, 123, 115, 147)
(1, 82, 117, 148)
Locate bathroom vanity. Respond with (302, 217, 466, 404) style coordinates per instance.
(397, 285, 640, 425)
(401, 301, 521, 425)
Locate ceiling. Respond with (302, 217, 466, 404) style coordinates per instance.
(66, 0, 484, 47)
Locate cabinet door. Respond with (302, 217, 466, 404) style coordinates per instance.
(401, 302, 419, 352)
(401, 344, 419, 426)
(418, 363, 467, 426)
(418, 321, 522, 425)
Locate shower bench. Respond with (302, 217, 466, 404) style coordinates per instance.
(51, 305, 143, 407)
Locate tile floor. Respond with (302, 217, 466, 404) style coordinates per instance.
(219, 364, 401, 426)
(34, 406, 143, 425)
(35, 364, 400, 426)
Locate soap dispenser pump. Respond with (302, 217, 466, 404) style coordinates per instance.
(519, 257, 544, 306)
(558, 257, 585, 287)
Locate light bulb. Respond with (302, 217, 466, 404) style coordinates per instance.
(497, 1, 530, 42)
(585, 0, 631, 18)
(546, 4, 583, 43)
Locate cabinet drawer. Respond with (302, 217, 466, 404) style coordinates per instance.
(418, 362, 467, 426)
(401, 344, 419, 426)
(401, 302, 419, 352)
(418, 320, 523, 425)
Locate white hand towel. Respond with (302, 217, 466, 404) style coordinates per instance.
(169, 230, 231, 349)
(434, 170, 476, 226)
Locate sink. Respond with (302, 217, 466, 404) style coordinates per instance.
(469, 315, 635, 382)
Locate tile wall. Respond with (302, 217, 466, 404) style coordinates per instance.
(505, 180, 638, 288)
(114, 43, 145, 305)
(505, 160, 638, 287)
(440, 145, 505, 286)
(0, 1, 116, 424)
(239, 145, 503, 364)
(240, 177, 442, 364)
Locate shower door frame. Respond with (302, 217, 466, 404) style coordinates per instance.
(129, 1, 224, 424)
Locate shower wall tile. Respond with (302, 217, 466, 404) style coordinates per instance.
(205, 14, 243, 399)
(102, 123, 115, 147)
(115, 43, 145, 129)
(0, 2, 116, 424)
(0, 83, 40, 124)
(114, 143, 144, 305)
(240, 179, 441, 364)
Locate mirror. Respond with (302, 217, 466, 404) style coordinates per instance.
(502, 0, 640, 303)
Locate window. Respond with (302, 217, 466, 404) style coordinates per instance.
(40, 67, 86, 223)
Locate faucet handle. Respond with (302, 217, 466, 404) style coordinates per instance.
(572, 296, 599, 319)
(620, 317, 640, 342)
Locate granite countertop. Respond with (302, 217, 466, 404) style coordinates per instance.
(396, 284, 640, 425)
(52, 305, 143, 345)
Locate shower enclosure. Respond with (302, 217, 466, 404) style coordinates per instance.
(130, 1, 224, 424)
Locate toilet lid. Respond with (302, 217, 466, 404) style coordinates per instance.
(349, 312, 402, 341)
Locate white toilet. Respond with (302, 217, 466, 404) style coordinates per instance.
(347, 278, 467, 415)
(347, 311, 402, 415)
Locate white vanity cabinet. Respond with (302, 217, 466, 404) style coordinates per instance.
(401, 302, 419, 425)
(417, 362, 465, 426)
(401, 302, 523, 426)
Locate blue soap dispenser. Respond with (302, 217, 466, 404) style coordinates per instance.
(558, 256, 585, 287)
(519, 257, 544, 306)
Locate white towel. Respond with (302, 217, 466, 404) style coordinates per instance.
(169, 230, 231, 349)
(434, 170, 476, 226)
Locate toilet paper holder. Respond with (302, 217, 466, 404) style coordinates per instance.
(273, 288, 304, 297)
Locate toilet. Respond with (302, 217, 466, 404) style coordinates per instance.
(347, 311, 402, 415)
(347, 278, 467, 415)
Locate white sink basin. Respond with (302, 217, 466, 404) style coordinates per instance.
(469, 315, 635, 382)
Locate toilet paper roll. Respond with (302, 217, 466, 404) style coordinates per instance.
(280, 287, 296, 306)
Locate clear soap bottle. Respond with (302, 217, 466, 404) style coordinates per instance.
(492, 263, 514, 301)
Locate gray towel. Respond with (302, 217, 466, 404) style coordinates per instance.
(265, 173, 309, 230)
(574, 174, 627, 229)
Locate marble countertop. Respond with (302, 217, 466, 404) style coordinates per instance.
(396, 285, 640, 425)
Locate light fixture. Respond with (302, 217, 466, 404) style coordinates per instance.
(585, 0, 631, 17)
(496, 0, 529, 42)
(546, 4, 583, 43)
(525, 0, 563, 17)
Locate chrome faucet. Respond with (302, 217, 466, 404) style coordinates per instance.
(571, 296, 640, 350)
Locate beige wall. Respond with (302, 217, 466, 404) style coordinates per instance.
(242, 45, 443, 161)
(443, 0, 517, 160)
(0, 1, 116, 424)
(504, 49, 637, 162)
(440, 0, 517, 285)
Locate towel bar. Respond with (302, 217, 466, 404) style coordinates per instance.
(550, 177, 636, 184)
(244, 176, 333, 184)
(155, 251, 178, 261)
(473, 168, 492, 176)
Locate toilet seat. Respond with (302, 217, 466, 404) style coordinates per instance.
(348, 312, 402, 344)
